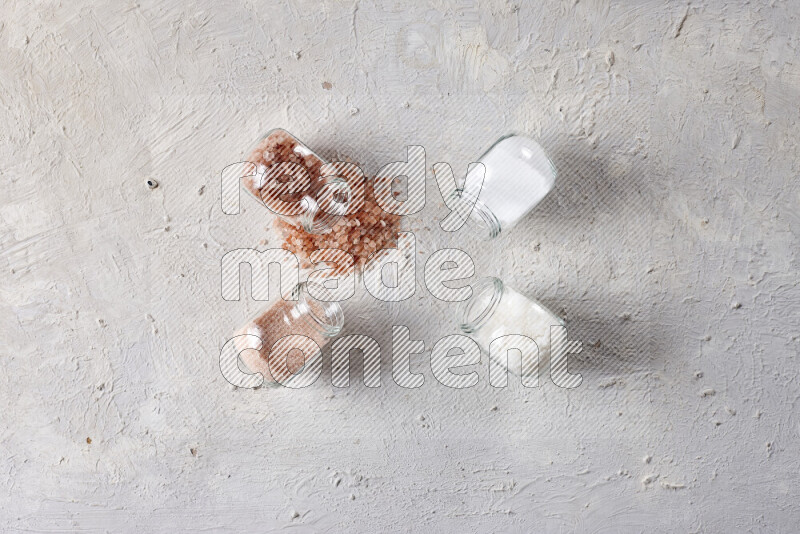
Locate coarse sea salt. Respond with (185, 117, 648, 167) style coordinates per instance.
(457, 277, 564, 374)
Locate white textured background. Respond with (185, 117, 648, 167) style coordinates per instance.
(1, 0, 799, 532)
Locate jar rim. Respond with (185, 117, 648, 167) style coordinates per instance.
(299, 176, 351, 234)
(446, 190, 501, 240)
(291, 281, 344, 337)
(456, 277, 504, 333)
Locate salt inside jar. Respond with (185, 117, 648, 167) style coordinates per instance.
(241, 129, 403, 273)
(233, 282, 344, 386)
(243, 129, 351, 234)
(456, 277, 564, 375)
(453, 135, 557, 239)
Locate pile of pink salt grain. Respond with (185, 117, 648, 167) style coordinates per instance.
(275, 181, 402, 272)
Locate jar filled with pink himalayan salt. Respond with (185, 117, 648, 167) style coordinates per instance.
(243, 129, 351, 234)
(242, 129, 404, 275)
(233, 282, 344, 387)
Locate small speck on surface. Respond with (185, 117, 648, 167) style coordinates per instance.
(147, 179, 158, 189)
(605, 50, 615, 68)
(322, 81, 332, 90)
(642, 474, 659, 486)
(700, 388, 716, 397)
(86, 437, 92, 444)
(731, 301, 742, 309)
(190, 448, 197, 456)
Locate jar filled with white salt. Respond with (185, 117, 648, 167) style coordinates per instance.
(451, 135, 556, 239)
(233, 282, 344, 387)
(456, 277, 564, 373)
(243, 129, 351, 234)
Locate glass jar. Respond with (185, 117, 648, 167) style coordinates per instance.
(233, 282, 344, 386)
(242, 128, 351, 234)
(450, 134, 556, 239)
(456, 277, 564, 376)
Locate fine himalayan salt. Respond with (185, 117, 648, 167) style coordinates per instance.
(233, 282, 343, 386)
(233, 299, 325, 385)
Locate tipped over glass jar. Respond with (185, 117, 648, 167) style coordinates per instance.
(243, 129, 351, 234)
(456, 277, 565, 375)
(451, 134, 557, 239)
(241, 128, 403, 273)
(233, 281, 344, 387)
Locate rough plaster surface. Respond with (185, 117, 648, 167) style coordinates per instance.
(1, 0, 799, 532)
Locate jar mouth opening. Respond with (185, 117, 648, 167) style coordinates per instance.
(456, 277, 504, 333)
(300, 177, 351, 234)
(446, 190, 501, 240)
(291, 282, 344, 336)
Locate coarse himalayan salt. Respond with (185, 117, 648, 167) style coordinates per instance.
(243, 129, 325, 201)
(275, 181, 402, 273)
(244, 129, 402, 274)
